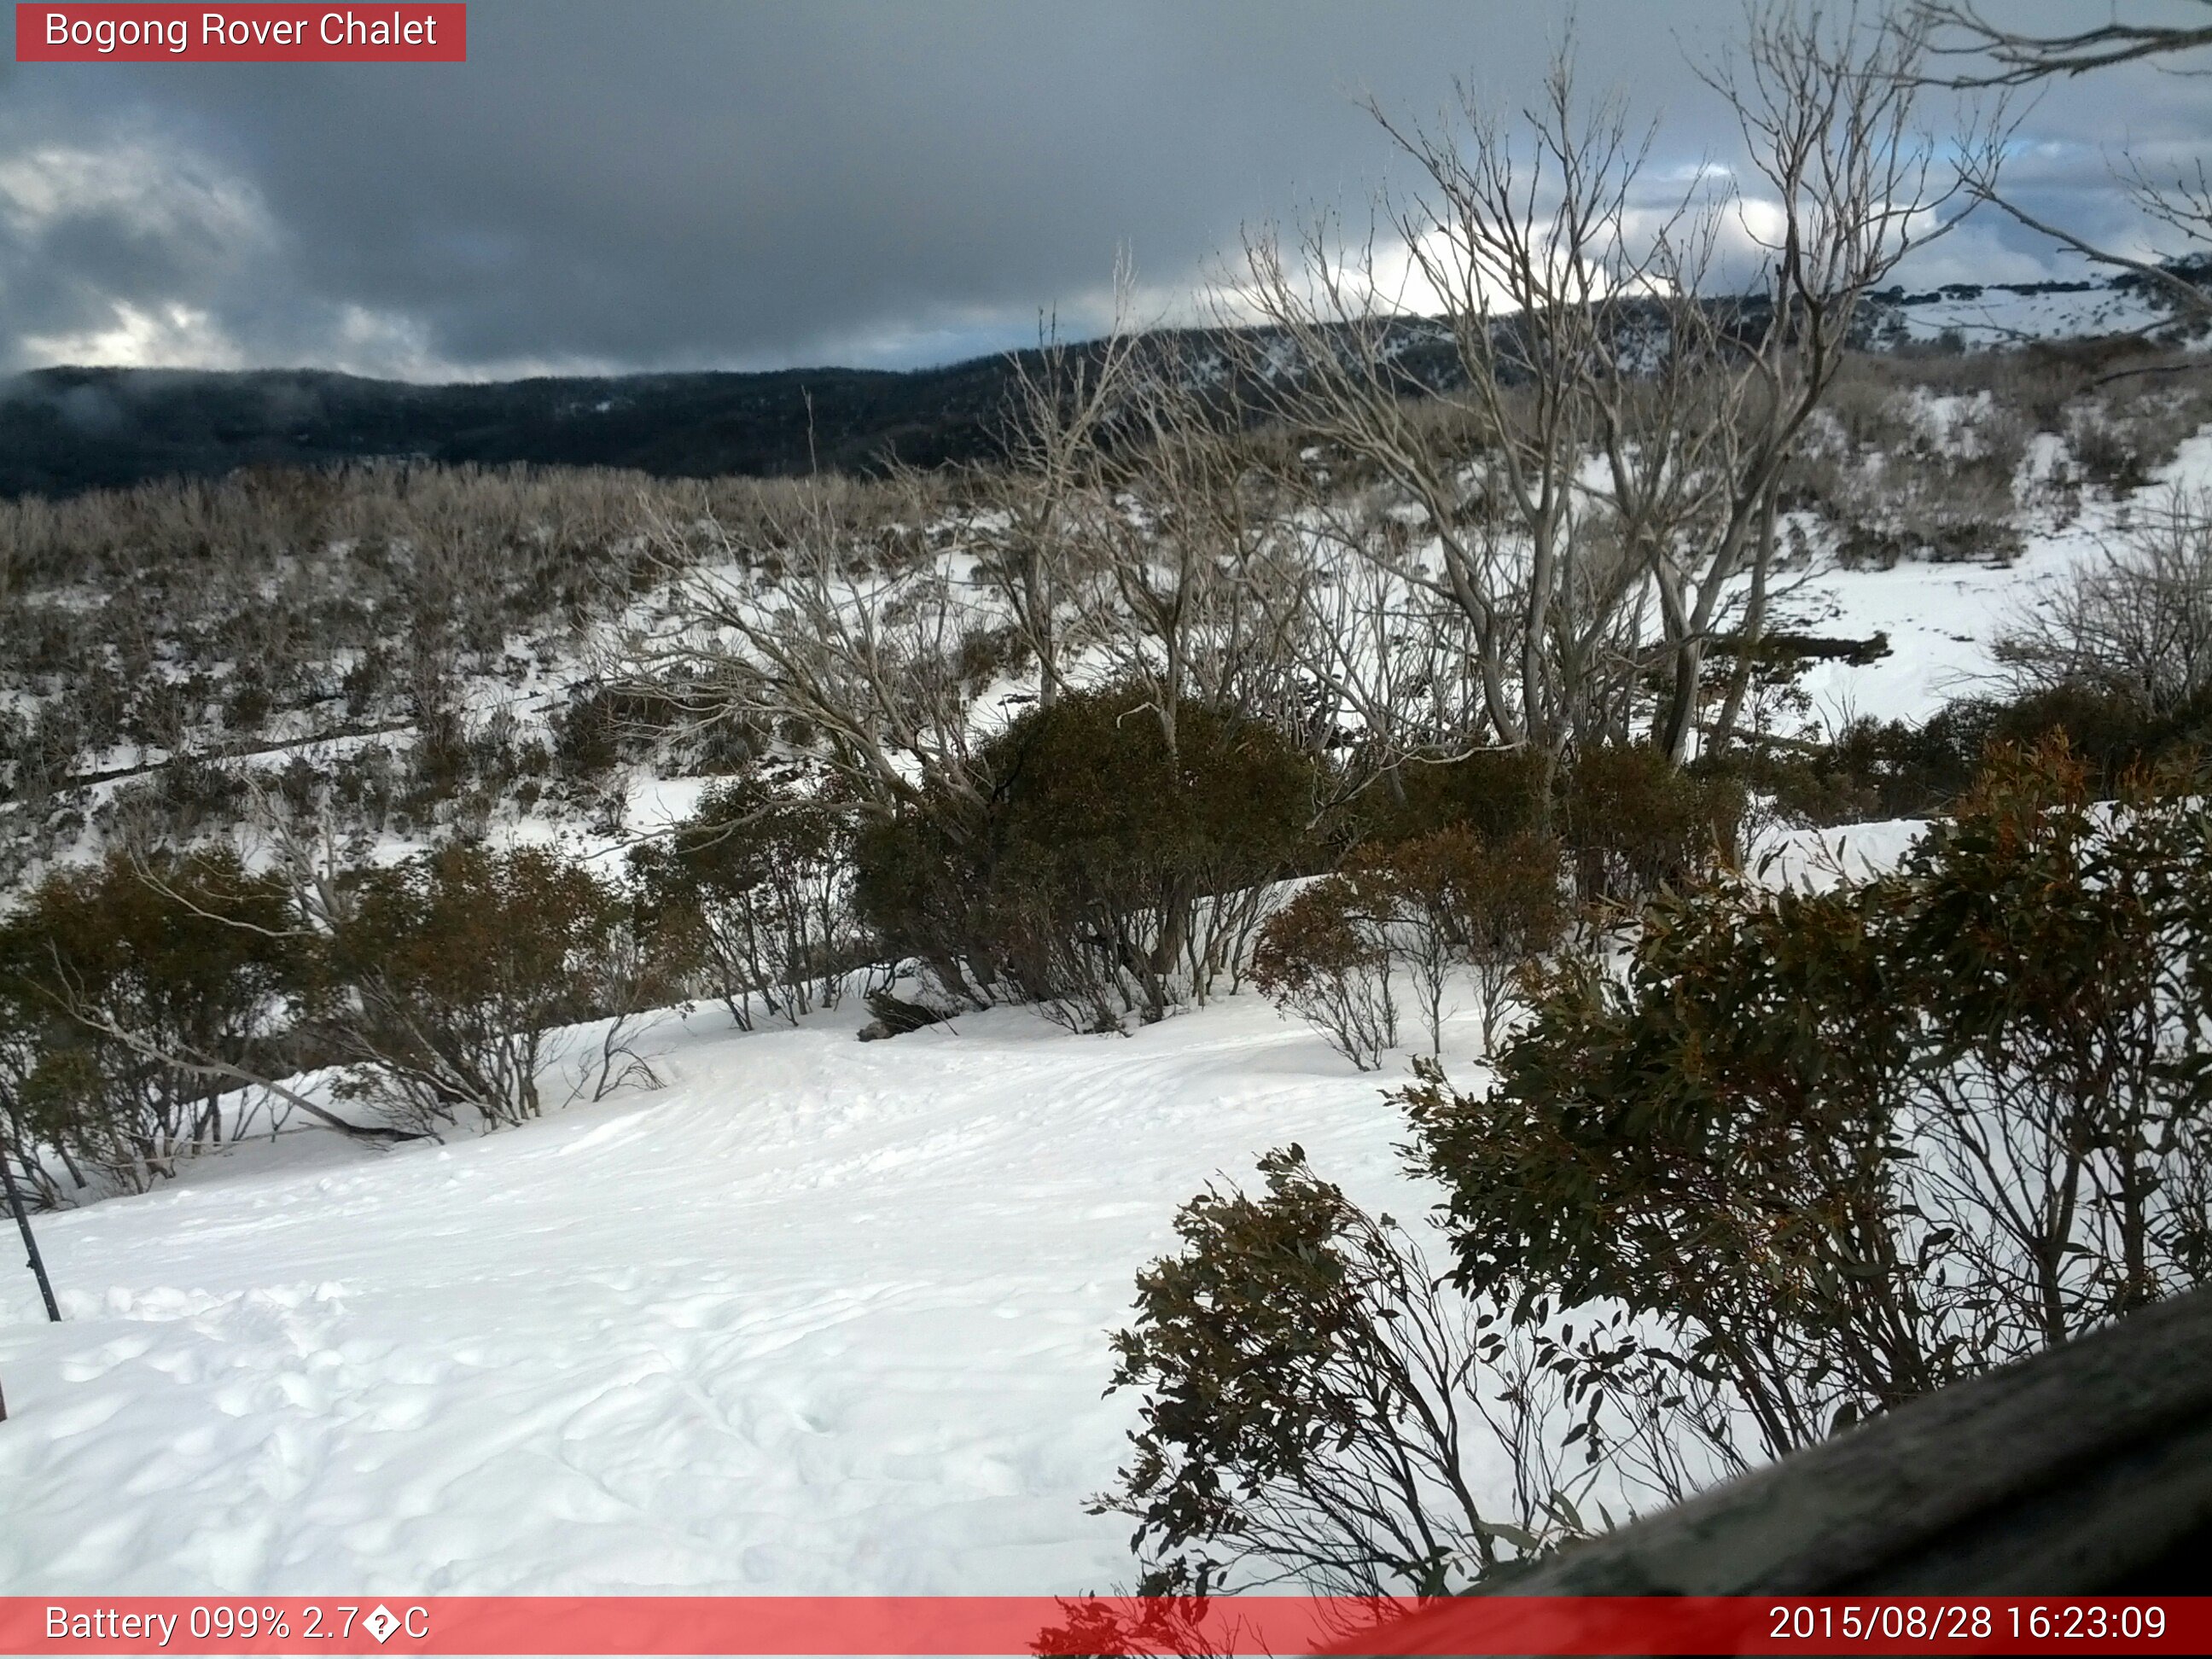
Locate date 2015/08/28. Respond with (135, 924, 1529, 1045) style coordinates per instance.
(1769, 1602, 2170, 1644)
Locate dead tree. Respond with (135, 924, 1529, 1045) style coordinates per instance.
(1081, 352, 1312, 761)
(1227, 46, 1751, 772)
(1923, 1, 2211, 320)
(1228, 49, 1663, 772)
(627, 474, 992, 835)
(1236, 16, 1986, 765)
(1667, 4, 1981, 758)
(965, 285, 1142, 712)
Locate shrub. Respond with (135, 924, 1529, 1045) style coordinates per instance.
(1980, 682, 2212, 793)
(1339, 748, 1548, 853)
(553, 681, 765, 782)
(1739, 682, 2212, 828)
(1093, 741, 2212, 1613)
(2067, 405, 2161, 493)
(1254, 829, 1566, 1066)
(1559, 745, 1743, 908)
(855, 689, 1318, 1027)
(1365, 829, 1565, 1053)
(1408, 741, 2212, 1467)
(221, 672, 274, 734)
(1091, 1146, 1706, 1600)
(1249, 877, 1397, 1069)
(0, 851, 300, 1196)
(1727, 708, 1983, 825)
(851, 806, 1005, 1010)
(631, 772, 859, 1028)
(1784, 381, 2028, 568)
(1994, 490, 2212, 715)
(316, 845, 642, 1132)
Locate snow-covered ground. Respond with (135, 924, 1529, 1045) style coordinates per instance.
(1790, 427, 2212, 727)
(0, 806, 1951, 1597)
(1871, 278, 2183, 348)
(3, 301, 2207, 1595)
(0, 998, 1439, 1594)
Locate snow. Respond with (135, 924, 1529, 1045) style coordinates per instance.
(1790, 535, 2079, 726)
(7, 278, 2208, 1598)
(1788, 426, 2212, 728)
(1870, 279, 2188, 349)
(0, 998, 1437, 1594)
(1750, 818, 1930, 892)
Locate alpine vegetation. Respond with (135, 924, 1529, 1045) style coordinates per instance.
(3, 0, 2211, 1611)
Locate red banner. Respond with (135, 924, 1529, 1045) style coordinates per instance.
(15, 5, 465, 62)
(0, 1596, 2202, 1656)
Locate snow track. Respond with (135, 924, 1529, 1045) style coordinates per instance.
(0, 1000, 1424, 1594)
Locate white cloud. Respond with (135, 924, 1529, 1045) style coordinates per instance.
(0, 131, 277, 369)
(19, 300, 247, 370)
(0, 138, 265, 247)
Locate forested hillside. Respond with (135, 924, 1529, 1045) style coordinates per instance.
(3, 268, 2190, 499)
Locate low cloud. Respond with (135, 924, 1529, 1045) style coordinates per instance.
(0, 0, 2203, 380)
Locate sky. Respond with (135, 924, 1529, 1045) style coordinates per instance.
(1, 0, 2208, 382)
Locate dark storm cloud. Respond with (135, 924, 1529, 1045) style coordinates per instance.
(0, 0, 2207, 378)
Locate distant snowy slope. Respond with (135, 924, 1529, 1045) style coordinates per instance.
(1786, 428, 2212, 728)
(1868, 277, 2187, 348)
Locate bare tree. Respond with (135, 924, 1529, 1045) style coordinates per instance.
(1923, 1, 2212, 319)
(1080, 352, 1314, 760)
(1235, 15, 1982, 766)
(1924, 1, 2212, 84)
(1658, 5, 1976, 757)
(1994, 487, 2212, 711)
(1227, 48, 1664, 773)
(626, 471, 992, 835)
(1277, 515, 1492, 794)
(964, 294, 1142, 713)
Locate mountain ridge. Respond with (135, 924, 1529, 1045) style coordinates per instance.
(3, 270, 2197, 500)
(0, 356, 1033, 498)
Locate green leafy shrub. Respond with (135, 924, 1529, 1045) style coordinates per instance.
(631, 773, 859, 1027)
(317, 845, 646, 1131)
(1337, 748, 1549, 853)
(1738, 684, 2212, 827)
(1249, 877, 1397, 1069)
(1357, 829, 1565, 1052)
(1092, 1145, 1706, 1600)
(1252, 828, 1565, 1066)
(0, 851, 300, 1196)
(1408, 742, 2212, 1465)
(1980, 682, 2212, 791)
(1559, 744, 1743, 908)
(1096, 742, 2212, 1606)
(855, 688, 1318, 1027)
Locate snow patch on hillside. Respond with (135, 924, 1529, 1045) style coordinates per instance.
(1871, 279, 2191, 348)
(1788, 426, 2212, 727)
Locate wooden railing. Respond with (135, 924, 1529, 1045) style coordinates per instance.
(1359, 1288, 2211, 1652)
